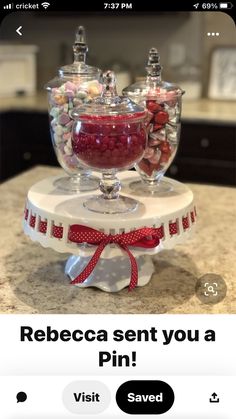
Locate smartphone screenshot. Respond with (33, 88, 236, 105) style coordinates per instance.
(0, 0, 235, 417)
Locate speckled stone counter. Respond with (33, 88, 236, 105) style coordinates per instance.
(0, 166, 235, 314)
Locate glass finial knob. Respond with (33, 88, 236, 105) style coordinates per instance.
(146, 47, 162, 77)
(102, 70, 118, 98)
(73, 25, 88, 63)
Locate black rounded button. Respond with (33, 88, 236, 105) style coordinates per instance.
(116, 380, 174, 414)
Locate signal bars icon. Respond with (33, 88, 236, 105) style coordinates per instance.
(3, 3, 13, 8)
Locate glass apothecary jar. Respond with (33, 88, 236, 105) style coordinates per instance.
(45, 26, 102, 192)
(71, 71, 147, 214)
(123, 47, 184, 194)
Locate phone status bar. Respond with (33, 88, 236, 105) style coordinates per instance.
(0, 1, 235, 13)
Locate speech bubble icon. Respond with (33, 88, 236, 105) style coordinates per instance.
(16, 392, 27, 403)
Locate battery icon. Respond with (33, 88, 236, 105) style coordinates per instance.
(219, 2, 233, 8)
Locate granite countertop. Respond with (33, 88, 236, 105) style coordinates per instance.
(0, 93, 236, 124)
(0, 166, 235, 314)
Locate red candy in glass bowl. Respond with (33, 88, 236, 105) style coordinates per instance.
(71, 71, 147, 214)
(123, 47, 184, 195)
(73, 116, 146, 170)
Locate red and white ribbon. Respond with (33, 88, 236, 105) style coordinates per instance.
(68, 225, 161, 291)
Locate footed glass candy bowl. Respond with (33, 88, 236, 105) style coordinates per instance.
(72, 71, 147, 214)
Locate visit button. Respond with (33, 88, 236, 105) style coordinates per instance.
(116, 380, 174, 414)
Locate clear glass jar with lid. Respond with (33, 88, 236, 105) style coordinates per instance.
(123, 47, 184, 194)
(45, 26, 102, 192)
(71, 70, 147, 214)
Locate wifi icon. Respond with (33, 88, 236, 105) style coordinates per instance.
(41, 2, 50, 8)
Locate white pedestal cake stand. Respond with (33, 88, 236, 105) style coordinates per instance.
(23, 171, 197, 292)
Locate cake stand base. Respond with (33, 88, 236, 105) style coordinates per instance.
(65, 254, 155, 292)
(23, 172, 197, 293)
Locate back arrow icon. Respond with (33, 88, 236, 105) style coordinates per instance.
(16, 26, 23, 36)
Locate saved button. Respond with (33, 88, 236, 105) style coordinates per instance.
(116, 380, 174, 414)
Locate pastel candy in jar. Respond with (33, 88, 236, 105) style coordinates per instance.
(45, 26, 102, 191)
(49, 80, 101, 173)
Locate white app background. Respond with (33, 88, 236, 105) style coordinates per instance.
(0, 314, 235, 417)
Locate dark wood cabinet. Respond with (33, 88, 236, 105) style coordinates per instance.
(167, 121, 236, 186)
(0, 111, 57, 181)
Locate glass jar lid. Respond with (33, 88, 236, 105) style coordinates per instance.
(123, 47, 184, 99)
(45, 26, 101, 91)
(72, 71, 146, 122)
(59, 26, 100, 77)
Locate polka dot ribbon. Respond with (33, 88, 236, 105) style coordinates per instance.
(68, 225, 160, 291)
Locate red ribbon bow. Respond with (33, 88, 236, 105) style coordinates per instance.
(68, 225, 160, 291)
